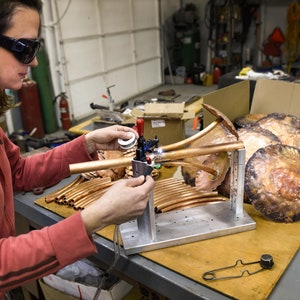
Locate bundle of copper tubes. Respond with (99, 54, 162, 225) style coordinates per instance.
(44, 175, 227, 213)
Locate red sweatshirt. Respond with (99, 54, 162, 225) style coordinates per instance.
(0, 128, 98, 297)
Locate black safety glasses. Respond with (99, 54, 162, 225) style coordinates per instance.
(0, 35, 40, 64)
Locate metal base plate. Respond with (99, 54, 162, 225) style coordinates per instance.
(120, 202, 256, 255)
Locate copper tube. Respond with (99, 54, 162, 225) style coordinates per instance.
(63, 178, 112, 205)
(69, 156, 132, 174)
(69, 141, 244, 174)
(155, 193, 221, 210)
(159, 197, 226, 213)
(154, 191, 218, 206)
(45, 175, 85, 203)
(161, 117, 222, 152)
(57, 181, 99, 204)
(163, 161, 217, 176)
(154, 190, 194, 203)
(155, 141, 244, 162)
(70, 181, 113, 205)
(73, 189, 108, 209)
(74, 192, 107, 210)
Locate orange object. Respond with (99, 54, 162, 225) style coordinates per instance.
(192, 116, 199, 130)
(270, 27, 285, 43)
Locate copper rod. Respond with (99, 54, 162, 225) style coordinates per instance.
(163, 161, 217, 176)
(159, 197, 226, 213)
(155, 193, 222, 210)
(73, 188, 109, 209)
(69, 141, 244, 174)
(45, 175, 85, 203)
(154, 191, 218, 206)
(160, 117, 222, 151)
(155, 141, 244, 162)
(69, 156, 132, 174)
(57, 177, 107, 203)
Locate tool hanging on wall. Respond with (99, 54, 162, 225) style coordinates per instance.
(102, 84, 115, 111)
(55, 92, 71, 130)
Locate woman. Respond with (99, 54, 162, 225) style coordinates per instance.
(0, 0, 154, 296)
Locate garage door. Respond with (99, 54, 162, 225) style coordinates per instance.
(42, 0, 161, 121)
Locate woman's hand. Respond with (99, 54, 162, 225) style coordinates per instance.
(80, 175, 154, 234)
(85, 125, 138, 154)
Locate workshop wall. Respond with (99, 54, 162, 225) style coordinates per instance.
(39, 0, 289, 127)
(168, 0, 288, 73)
(41, 0, 161, 122)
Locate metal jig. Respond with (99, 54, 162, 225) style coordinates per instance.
(202, 254, 274, 281)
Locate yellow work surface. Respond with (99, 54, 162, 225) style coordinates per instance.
(69, 116, 99, 135)
(35, 191, 300, 300)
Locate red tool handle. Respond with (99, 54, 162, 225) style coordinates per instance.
(136, 118, 144, 136)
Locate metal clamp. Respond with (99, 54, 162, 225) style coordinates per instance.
(202, 254, 274, 281)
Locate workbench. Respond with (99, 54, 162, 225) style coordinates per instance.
(15, 175, 300, 300)
(68, 95, 204, 136)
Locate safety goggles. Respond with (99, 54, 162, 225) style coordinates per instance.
(0, 35, 40, 64)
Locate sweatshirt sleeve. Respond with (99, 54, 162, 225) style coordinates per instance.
(9, 135, 98, 192)
(0, 212, 96, 293)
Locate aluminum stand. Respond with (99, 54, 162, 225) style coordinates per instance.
(120, 148, 256, 255)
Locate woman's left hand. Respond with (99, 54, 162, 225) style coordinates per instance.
(84, 125, 138, 154)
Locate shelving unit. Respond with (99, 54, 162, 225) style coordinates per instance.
(209, 0, 244, 74)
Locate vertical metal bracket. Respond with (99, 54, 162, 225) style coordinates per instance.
(230, 148, 246, 219)
(132, 159, 156, 242)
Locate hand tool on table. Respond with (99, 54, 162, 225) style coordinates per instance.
(202, 254, 274, 281)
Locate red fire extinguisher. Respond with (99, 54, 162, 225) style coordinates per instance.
(55, 92, 71, 130)
(213, 67, 222, 84)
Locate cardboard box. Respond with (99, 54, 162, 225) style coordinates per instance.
(131, 102, 194, 146)
(39, 279, 77, 300)
(202, 79, 300, 127)
(41, 274, 132, 300)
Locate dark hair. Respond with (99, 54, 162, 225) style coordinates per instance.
(0, 0, 42, 35)
(0, 0, 42, 114)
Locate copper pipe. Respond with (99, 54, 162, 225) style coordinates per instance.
(155, 193, 221, 210)
(74, 191, 107, 210)
(155, 141, 244, 162)
(159, 197, 226, 213)
(70, 181, 113, 205)
(69, 156, 132, 174)
(154, 191, 218, 206)
(163, 161, 217, 176)
(69, 141, 244, 174)
(57, 178, 105, 204)
(64, 178, 112, 206)
(73, 188, 108, 209)
(45, 175, 85, 203)
(161, 117, 222, 151)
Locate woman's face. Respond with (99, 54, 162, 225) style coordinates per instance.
(0, 7, 40, 90)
